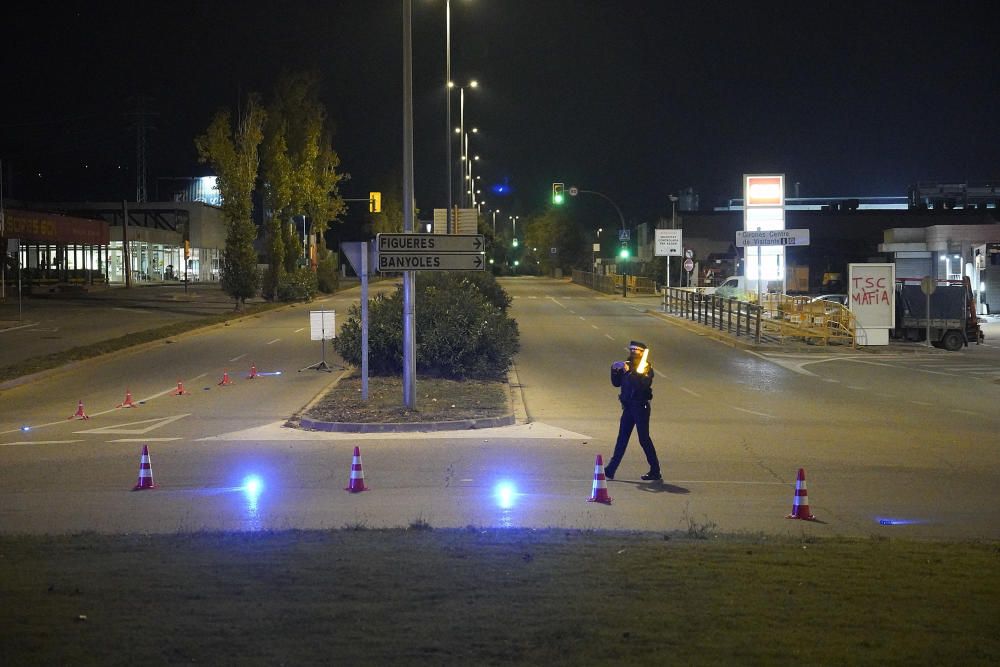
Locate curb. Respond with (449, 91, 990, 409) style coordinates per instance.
(293, 367, 521, 434)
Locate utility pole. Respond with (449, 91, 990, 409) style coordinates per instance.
(402, 0, 417, 409)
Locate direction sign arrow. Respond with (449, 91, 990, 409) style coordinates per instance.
(378, 253, 485, 272)
(377, 233, 484, 254)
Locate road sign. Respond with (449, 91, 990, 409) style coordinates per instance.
(683, 258, 694, 272)
(654, 229, 682, 257)
(619, 229, 630, 241)
(550, 247, 557, 255)
(736, 229, 810, 247)
(377, 233, 484, 253)
(569, 186, 579, 196)
(378, 253, 484, 272)
(920, 275, 937, 296)
(684, 248, 694, 259)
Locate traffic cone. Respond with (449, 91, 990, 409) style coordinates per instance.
(174, 380, 188, 396)
(132, 445, 157, 490)
(67, 400, 90, 420)
(248, 363, 258, 379)
(117, 389, 138, 408)
(786, 468, 816, 520)
(218, 370, 233, 386)
(345, 446, 368, 493)
(587, 454, 613, 505)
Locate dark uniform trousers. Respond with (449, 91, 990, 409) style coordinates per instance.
(606, 400, 659, 477)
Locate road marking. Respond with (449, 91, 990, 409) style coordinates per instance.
(547, 297, 568, 309)
(950, 409, 980, 416)
(847, 385, 867, 391)
(294, 328, 305, 333)
(0, 322, 39, 333)
(591, 324, 599, 330)
(578, 316, 586, 321)
(266, 338, 281, 345)
(109, 437, 183, 442)
(0, 440, 84, 447)
(679, 387, 701, 398)
(112, 307, 150, 313)
(910, 400, 933, 406)
(75, 414, 191, 435)
(205, 421, 593, 442)
(230, 353, 247, 362)
(732, 407, 774, 418)
(605, 334, 615, 341)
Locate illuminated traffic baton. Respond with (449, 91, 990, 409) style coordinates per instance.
(635, 347, 650, 375)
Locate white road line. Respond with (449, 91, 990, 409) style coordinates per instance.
(578, 316, 586, 321)
(294, 328, 305, 333)
(266, 338, 281, 345)
(109, 437, 183, 442)
(230, 353, 247, 362)
(910, 400, 933, 406)
(591, 324, 599, 329)
(0, 440, 84, 447)
(0, 322, 39, 333)
(547, 297, 568, 309)
(112, 307, 150, 313)
(679, 386, 701, 398)
(950, 409, 980, 416)
(605, 334, 615, 341)
(732, 407, 774, 418)
(847, 385, 867, 391)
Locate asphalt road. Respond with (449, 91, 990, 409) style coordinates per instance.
(1, 278, 998, 539)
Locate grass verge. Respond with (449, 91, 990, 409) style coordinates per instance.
(0, 303, 283, 384)
(303, 372, 509, 423)
(1, 529, 997, 665)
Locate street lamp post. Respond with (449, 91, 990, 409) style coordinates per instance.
(668, 194, 678, 289)
(445, 0, 451, 233)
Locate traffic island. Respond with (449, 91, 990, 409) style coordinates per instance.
(294, 370, 516, 433)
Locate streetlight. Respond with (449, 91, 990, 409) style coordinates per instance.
(453, 79, 477, 209)
(445, 0, 452, 233)
(668, 194, 678, 289)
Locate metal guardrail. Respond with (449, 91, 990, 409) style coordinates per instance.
(572, 270, 656, 296)
(662, 287, 763, 344)
(661, 288, 857, 347)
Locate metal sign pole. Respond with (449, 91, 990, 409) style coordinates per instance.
(361, 245, 369, 399)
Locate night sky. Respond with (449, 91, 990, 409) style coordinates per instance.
(3, 1, 998, 229)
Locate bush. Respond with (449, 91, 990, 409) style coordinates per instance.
(316, 251, 339, 294)
(417, 271, 512, 313)
(277, 267, 318, 302)
(332, 273, 519, 379)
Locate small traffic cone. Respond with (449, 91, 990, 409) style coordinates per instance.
(345, 446, 368, 493)
(786, 468, 816, 520)
(174, 380, 188, 396)
(67, 400, 90, 420)
(132, 445, 157, 490)
(218, 370, 233, 386)
(117, 389, 138, 408)
(587, 454, 613, 505)
(248, 363, 259, 379)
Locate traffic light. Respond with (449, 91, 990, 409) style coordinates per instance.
(369, 191, 382, 213)
(552, 182, 565, 205)
(619, 244, 630, 259)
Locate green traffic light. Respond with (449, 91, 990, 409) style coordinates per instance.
(553, 193, 564, 205)
(619, 247, 630, 259)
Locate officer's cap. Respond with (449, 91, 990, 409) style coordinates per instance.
(628, 340, 647, 351)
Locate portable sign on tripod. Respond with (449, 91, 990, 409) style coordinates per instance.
(300, 310, 336, 372)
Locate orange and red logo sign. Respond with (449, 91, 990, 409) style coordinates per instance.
(745, 176, 784, 206)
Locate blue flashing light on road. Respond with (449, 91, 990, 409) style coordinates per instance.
(20, 425, 31, 432)
(494, 481, 517, 509)
(876, 517, 920, 526)
(243, 475, 264, 498)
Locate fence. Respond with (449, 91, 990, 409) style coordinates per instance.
(572, 270, 657, 295)
(662, 288, 764, 344)
(661, 288, 857, 346)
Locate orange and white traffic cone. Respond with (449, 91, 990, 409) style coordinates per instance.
(132, 445, 157, 491)
(345, 446, 368, 493)
(218, 370, 233, 386)
(174, 380, 188, 396)
(67, 400, 90, 420)
(587, 454, 613, 505)
(248, 363, 258, 380)
(117, 389, 138, 408)
(786, 468, 816, 520)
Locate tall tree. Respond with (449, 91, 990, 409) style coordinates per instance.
(263, 71, 347, 264)
(195, 95, 265, 310)
(524, 208, 588, 275)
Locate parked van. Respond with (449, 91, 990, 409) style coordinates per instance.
(713, 276, 781, 301)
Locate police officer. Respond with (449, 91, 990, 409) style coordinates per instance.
(604, 340, 661, 481)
